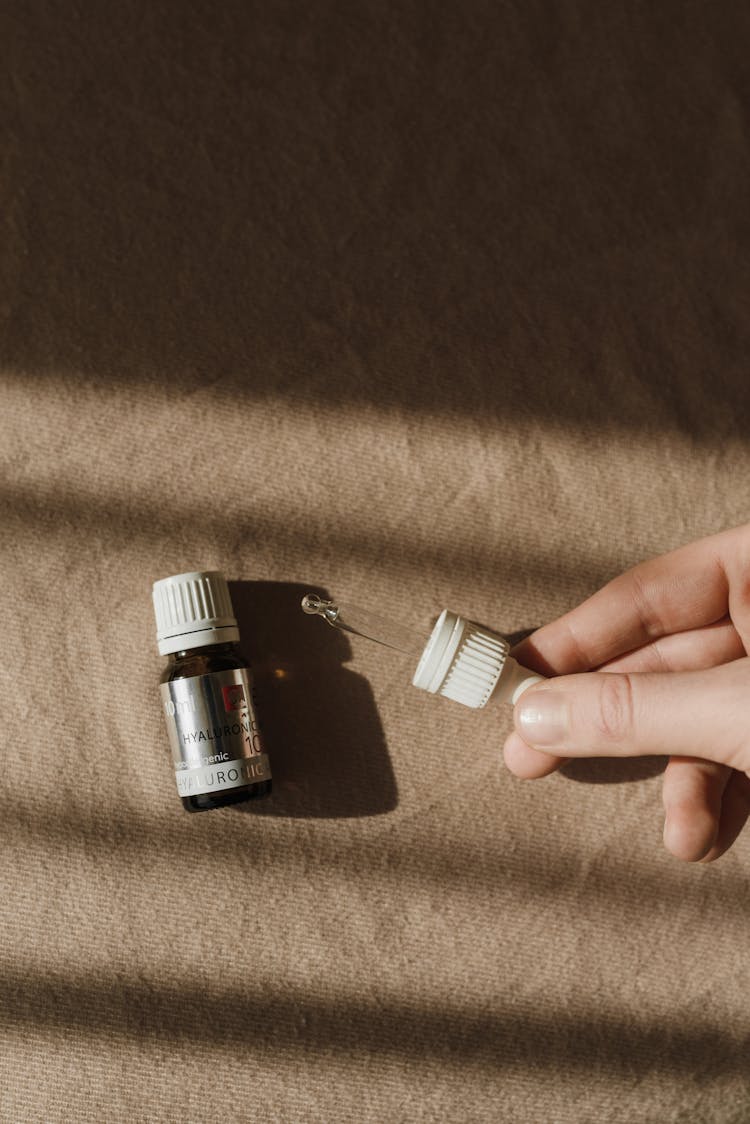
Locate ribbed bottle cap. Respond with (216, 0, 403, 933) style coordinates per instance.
(412, 611, 510, 709)
(153, 571, 240, 655)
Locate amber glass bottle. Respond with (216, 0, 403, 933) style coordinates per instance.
(153, 572, 272, 813)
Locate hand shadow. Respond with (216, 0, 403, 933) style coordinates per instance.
(508, 625, 666, 785)
(560, 757, 666, 784)
(228, 581, 397, 818)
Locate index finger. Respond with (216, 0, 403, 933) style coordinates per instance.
(511, 529, 732, 675)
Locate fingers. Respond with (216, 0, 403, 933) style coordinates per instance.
(662, 760, 750, 864)
(504, 617, 744, 781)
(502, 523, 750, 856)
(661, 757, 730, 861)
(600, 617, 744, 674)
(511, 529, 737, 676)
(513, 660, 750, 771)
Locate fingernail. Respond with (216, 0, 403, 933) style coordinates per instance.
(516, 691, 570, 748)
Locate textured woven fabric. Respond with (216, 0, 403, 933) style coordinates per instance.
(2, 3, 750, 1121)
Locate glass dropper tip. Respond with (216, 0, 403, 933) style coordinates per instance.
(300, 593, 323, 615)
(300, 593, 340, 624)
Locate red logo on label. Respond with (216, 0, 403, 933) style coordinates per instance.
(222, 684, 247, 712)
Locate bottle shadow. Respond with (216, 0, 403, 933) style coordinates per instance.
(508, 626, 667, 785)
(228, 581, 397, 818)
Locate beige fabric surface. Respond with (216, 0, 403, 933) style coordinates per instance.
(2, 2, 750, 1121)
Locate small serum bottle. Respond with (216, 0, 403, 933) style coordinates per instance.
(153, 570, 272, 812)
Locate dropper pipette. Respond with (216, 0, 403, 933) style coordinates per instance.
(300, 594, 423, 655)
(301, 593, 544, 709)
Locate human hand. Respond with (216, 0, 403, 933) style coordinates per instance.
(504, 525, 750, 862)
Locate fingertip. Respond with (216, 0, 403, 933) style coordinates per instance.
(503, 732, 566, 779)
(662, 757, 729, 862)
(662, 807, 718, 863)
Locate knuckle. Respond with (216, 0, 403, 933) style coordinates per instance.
(594, 674, 635, 743)
(628, 568, 664, 641)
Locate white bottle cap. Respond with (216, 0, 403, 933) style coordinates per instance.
(152, 571, 240, 656)
(412, 610, 544, 708)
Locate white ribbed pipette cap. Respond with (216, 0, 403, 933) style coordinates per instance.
(152, 570, 240, 655)
(412, 610, 544, 708)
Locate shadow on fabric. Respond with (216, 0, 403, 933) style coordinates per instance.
(228, 580, 396, 818)
(3, 968, 748, 1082)
(4, 2, 750, 442)
(560, 756, 666, 784)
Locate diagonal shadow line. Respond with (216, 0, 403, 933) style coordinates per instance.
(1, 802, 747, 921)
(3, 368, 750, 458)
(1, 971, 747, 1080)
(0, 481, 625, 596)
(3, 363, 750, 447)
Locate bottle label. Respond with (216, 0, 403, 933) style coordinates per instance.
(160, 668, 271, 797)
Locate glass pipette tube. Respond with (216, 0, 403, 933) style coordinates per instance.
(300, 594, 423, 655)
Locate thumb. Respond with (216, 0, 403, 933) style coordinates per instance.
(513, 659, 750, 770)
